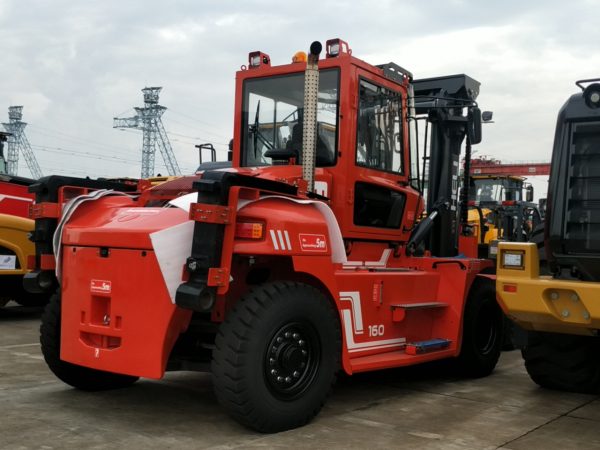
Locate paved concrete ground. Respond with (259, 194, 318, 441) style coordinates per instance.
(2, 304, 600, 450)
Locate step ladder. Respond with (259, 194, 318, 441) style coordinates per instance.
(390, 301, 448, 322)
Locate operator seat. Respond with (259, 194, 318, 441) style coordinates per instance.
(288, 123, 334, 166)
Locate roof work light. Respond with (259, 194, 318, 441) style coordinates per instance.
(584, 83, 600, 109)
(248, 51, 271, 69)
(326, 38, 351, 58)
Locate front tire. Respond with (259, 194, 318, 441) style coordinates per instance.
(522, 331, 600, 394)
(456, 281, 503, 377)
(211, 281, 341, 433)
(40, 293, 138, 391)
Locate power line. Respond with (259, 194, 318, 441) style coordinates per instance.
(28, 124, 134, 154)
(165, 129, 229, 146)
(168, 109, 220, 128)
(31, 144, 141, 164)
(166, 113, 231, 142)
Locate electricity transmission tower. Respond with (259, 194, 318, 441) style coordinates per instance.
(113, 87, 181, 178)
(1, 106, 44, 178)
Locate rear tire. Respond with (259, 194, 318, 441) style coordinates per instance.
(1, 275, 49, 307)
(14, 292, 50, 307)
(522, 331, 600, 394)
(40, 293, 138, 391)
(212, 281, 341, 433)
(456, 281, 503, 377)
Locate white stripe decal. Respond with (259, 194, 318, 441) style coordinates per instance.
(0, 194, 33, 203)
(277, 230, 286, 250)
(343, 248, 393, 268)
(342, 310, 405, 353)
(339, 291, 363, 334)
(284, 230, 292, 250)
(269, 230, 279, 250)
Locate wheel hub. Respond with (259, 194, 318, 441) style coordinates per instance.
(265, 322, 319, 399)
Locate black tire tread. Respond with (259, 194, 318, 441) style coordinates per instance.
(522, 331, 600, 393)
(212, 281, 341, 433)
(456, 280, 503, 377)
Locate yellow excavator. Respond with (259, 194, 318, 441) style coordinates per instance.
(496, 78, 600, 393)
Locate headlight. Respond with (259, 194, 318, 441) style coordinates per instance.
(501, 250, 524, 269)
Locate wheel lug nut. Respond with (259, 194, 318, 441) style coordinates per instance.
(293, 371, 300, 377)
(277, 376, 284, 382)
(298, 340, 305, 346)
(285, 332, 291, 338)
(271, 369, 277, 375)
(269, 358, 275, 365)
(277, 337, 283, 343)
(285, 377, 291, 383)
(302, 350, 307, 356)
(293, 333, 299, 339)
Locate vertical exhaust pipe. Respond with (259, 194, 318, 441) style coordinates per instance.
(302, 41, 322, 192)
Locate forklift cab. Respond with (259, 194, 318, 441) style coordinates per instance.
(234, 40, 416, 244)
(235, 41, 481, 255)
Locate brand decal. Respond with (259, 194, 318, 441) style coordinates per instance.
(299, 233, 327, 252)
(90, 279, 112, 294)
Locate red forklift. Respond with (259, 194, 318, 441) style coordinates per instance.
(25, 39, 503, 432)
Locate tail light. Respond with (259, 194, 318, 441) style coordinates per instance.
(235, 221, 264, 239)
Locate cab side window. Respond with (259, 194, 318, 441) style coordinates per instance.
(354, 182, 406, 229)
(356, 79, 403, 174)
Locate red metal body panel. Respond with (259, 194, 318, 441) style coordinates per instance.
(233, 198, 332, 258)
(62, 198, 188, 250)
(60, 246, 192, 378)
(0, 180, 34, 218)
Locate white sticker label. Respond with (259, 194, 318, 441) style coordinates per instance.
(0, 255, 17, 270)
(503, 253, 522, 267)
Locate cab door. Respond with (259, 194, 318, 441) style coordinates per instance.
(343, 69, 415, 242)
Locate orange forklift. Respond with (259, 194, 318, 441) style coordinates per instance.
(25, 39, 503, 432)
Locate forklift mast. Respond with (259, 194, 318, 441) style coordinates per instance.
(412, 75, 481, 257)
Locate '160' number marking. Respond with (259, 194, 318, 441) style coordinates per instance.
(368, 324, 385, 337)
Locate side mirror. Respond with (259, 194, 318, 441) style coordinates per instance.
(526, 185, 534, 203)
(482, 111, 494, 122)
(467, 107, 482, 145)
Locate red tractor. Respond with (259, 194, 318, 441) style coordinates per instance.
(25, 40, 503, 432)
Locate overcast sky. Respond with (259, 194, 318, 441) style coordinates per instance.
(1, 0, 597, 186)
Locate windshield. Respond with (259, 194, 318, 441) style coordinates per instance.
(241, 69, 339, 167)
(470, 178, 523, 202)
